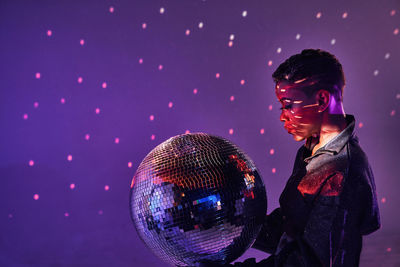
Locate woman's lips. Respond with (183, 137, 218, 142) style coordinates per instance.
(284, 125, 296, 133)
(284, 125, 293, 131)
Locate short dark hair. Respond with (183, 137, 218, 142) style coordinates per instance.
(272, 49, 345, 102)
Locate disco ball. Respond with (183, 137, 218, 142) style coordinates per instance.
(129, 133, 267, 266)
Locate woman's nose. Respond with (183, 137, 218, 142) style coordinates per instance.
(280, 112, 288, 122)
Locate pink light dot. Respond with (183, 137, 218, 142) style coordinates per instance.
(229, 128, 234, 135)
(228, 41, 233, 47)
(28, 160, 34, 166)
(33, 194, 39, 200)
(151, 134, 155, 140)
(149, 115, 154, 121)
(240, 79, 245, 85)
(193, 88, 198, 94)
(109, 6, 114, 13)
(342, 12, 348, 19)
(139, 58, 143, 64)
(77, 77, 83, 83)
(34, 102, 39, 108)
(270, 148, 275, 155)
(114, 137, 120, 144)
(85, 134, 90, 140)
(260, 128, 265, 134)
(268, 104, 273, 111)
(142, 23, 147, 29)
(381, 197, 386, 203)
(128, 162, 132, 168)
(104, 185, 110, 191)
(158, 64, 163, 70)
(67, 154, 73, 161)
(47, 30, 52, 36)
(394, 28, 399, 35)
(358, 122, 364, 128)
(98, 210, 103, 215)
(316, 12, 322, 19)
(390, 110, 396, 116)
(272, 168, 276, 173)
(35, 72, 41, 79)
(216, 73, 220, 79)
(8, 214, 13, 219)
(185, 29, 190, 36)
(185, 130, 190, 134)
(387, 247, 392, 252)
(60, 98, 65, 104)
(80, 39, 85, 46)
(168, 102, 173, 108)
(102, 82, 107, 89)
(64, 212, 69, 217)
(268, 60, 273, 66)
(23, 113, 28, 120)
(95, 108, 100, 114)
(70, 183, 75, 189)
(230, 95, 235, 101)
(390, 10, 396, 16)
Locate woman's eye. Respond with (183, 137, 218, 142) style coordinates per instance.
(280, 104, 292, 110)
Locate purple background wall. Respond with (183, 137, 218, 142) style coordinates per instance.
(1, 0, 399, 266)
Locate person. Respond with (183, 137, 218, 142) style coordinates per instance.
(196, 49, 381, 266)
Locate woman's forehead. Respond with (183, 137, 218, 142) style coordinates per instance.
(275, 86, 305, 102)
(275, 76, 318, 101)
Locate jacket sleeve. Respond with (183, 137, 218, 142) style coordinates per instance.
(251, 207, 284, 254)
(356, 164, 380, 235)
(301, 164, 381, 267)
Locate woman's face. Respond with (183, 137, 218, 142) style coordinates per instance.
(275, 80, 322, 141)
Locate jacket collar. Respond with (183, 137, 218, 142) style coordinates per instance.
(303, 114, 356, 163)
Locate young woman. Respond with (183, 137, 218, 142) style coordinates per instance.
(198, 49, 380, 267)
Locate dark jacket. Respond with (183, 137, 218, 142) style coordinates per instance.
(250, 114, 381, 266)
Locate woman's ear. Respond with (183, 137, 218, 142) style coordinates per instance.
(316, 89, 330, 112)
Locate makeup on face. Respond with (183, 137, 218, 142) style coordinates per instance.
(275, 77, 322, 139)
